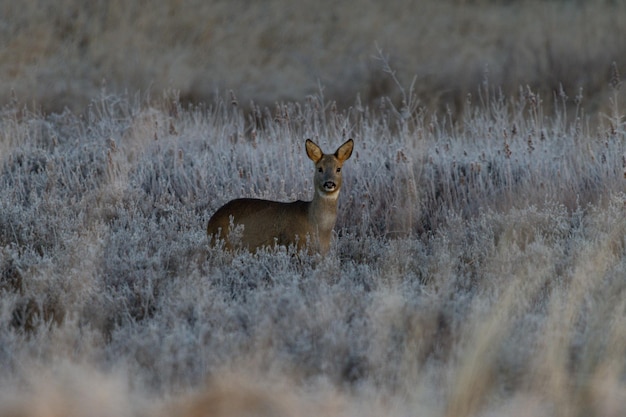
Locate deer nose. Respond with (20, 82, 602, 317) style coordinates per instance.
(323, 181, 336, 191)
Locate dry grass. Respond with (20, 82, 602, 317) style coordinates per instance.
(2, 0, 626, 117)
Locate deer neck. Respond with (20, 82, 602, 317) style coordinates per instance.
(309, 189, 339, 233)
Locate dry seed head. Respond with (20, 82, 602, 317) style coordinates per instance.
(558, 83, 567, 100)
(610, 62, 622, 91)
(355, 93, 363, 112)
(169, 99, 179, 119)
(575, 87, 584, 105)
(169, 120, 177, 135)
(230, 90, 238, 107)
(504, 142, 512, 159)
(273, 104, 281, 124)
(396, 150, 408, 163)
(525, 86, 538, 108)
(107, 138, 117, 152)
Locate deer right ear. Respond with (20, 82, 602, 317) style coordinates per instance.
(305, 139, 323, 163)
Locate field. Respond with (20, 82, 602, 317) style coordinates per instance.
(3, 0, 626, 115)
(1, 82, 625, 415)
(2, 1, 626, 416)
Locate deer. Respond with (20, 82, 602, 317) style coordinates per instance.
(206, 138, 354, 254)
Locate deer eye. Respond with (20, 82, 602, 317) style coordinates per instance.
(318, 167, 323, 173)
(336, 167, 341, 173)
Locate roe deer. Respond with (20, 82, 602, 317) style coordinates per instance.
(207, 139, 354, 253)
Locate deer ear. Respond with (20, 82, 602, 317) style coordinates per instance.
(305, 139, 323, 162)
(335, 139, 353, 162)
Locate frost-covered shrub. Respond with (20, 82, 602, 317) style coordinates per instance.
(1, 91, 625, 416)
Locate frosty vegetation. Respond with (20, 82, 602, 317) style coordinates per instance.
(0, 84, 625, 416)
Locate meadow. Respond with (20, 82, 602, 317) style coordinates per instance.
(2, 0, 626, 415)
(0, 73, 625, 416)
(2, 0, 626, 115)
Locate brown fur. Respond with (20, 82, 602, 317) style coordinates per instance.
(207, 139, 353, 253)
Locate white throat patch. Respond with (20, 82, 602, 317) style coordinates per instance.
(317, 188, 339, 200)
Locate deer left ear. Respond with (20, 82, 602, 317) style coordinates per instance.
(335, 139, 353, 162)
